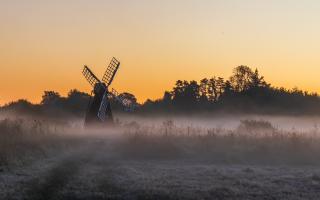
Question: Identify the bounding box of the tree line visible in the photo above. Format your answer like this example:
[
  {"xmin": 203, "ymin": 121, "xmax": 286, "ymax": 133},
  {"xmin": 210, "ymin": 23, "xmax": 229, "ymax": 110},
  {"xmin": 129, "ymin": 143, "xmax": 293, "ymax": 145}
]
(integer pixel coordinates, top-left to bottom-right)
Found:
[
  {"xmin": 140, "ymin": 65, "xmax": 320, "ymax": 115},
  {"xmin": 2, "ymin": 65, "xmax": 320, "ymax": 117}
]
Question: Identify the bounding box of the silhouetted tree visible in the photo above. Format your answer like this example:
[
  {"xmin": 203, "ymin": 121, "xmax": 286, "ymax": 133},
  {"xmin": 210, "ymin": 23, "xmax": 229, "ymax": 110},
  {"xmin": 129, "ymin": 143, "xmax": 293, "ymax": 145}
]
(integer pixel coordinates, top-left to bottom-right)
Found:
[
  {"xmin": 65, "ymin": 89, "xmax": 90, "ymax": 115},
  {"xmin": 230, "ymin": 65, "xmax": 254, "ymax": 92},
  {"xmin": 207, "ymin": 77, "xmax": 218, "ymax": 102},
  {"xmin": 199, "ymin": 78, "xmax": 209, "ymax": 103},
  {"xmin": 119, "ymin": 92, "xmax": 137, "ymax": 105},
  {"xmin": 162, "ymin": 91, "xmax": 173, "ymax": 111},
  {"xmin": 41, "ymin": 91, "xmax": 62, "ymax": 105},
  {"xmin": 216, "ymin": 77, "xmax": 225, "ymax": 97},
  {"xmin": 250, "ymin": 68, "xmax": 268, "ymax": 89}
]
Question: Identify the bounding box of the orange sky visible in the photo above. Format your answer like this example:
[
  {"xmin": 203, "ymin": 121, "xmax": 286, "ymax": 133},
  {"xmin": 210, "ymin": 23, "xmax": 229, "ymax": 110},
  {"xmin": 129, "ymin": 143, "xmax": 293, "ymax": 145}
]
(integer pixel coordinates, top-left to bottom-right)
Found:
[{"xmin": 1, "ymin": 0, "xmax": 320, "ymax": 105}]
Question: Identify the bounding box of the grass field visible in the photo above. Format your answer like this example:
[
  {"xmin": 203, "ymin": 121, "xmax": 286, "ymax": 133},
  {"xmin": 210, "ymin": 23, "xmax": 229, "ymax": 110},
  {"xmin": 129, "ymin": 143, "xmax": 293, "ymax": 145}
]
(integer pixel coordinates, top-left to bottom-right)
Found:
[{"xmin": 1, "ymin": 117, "xmax": 320, "ymax": 199}]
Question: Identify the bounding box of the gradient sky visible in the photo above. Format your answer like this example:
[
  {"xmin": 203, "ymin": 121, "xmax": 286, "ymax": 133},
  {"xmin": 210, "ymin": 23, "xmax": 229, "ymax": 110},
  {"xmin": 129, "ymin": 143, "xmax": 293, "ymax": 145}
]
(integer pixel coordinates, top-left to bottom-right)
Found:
[{"xmin": 1, "ymin": 0, "xmax": 320, "ymax": 105}]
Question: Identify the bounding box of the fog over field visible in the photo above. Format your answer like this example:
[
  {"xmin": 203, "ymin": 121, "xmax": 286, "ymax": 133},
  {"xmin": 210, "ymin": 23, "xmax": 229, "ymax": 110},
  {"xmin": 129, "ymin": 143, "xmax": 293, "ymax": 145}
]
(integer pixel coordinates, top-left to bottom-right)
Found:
[
  {"xmin": 2, "ymin": 115, "xmax": 320, "ymax": 199},
  {"xmin": 120, "ymin": 114, "xmax": 320, "ymax": 132}
]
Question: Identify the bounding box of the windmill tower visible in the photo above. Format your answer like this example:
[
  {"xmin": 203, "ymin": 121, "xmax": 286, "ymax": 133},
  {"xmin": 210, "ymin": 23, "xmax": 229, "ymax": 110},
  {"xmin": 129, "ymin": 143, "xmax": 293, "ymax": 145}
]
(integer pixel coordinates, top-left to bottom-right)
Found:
[{"xmin": 82, "ymin": 57, "xmax": 134, "ymax": 127}]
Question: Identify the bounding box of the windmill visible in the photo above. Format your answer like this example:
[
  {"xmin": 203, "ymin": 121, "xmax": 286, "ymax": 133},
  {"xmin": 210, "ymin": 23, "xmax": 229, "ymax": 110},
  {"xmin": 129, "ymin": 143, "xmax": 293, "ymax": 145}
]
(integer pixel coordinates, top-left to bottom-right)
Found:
[{"xmin": 82, "ymin": 57, "xmax": 134, "ymax": 127}]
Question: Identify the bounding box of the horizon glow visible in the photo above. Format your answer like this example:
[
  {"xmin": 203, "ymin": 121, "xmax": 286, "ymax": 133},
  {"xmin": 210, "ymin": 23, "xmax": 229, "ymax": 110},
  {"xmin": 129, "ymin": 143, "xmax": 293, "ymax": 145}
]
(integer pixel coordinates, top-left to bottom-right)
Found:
[{"xmin": 1, "ymin": 0, "xmax": 320, "ymax": 105}]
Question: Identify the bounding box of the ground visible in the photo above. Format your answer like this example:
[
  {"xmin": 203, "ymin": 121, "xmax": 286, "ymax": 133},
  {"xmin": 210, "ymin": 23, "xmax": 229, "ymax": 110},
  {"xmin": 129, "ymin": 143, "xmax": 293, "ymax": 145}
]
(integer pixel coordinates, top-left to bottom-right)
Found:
[{"xmin": 2, "ymin": 135, "xmax": 320, "ymax": 200}]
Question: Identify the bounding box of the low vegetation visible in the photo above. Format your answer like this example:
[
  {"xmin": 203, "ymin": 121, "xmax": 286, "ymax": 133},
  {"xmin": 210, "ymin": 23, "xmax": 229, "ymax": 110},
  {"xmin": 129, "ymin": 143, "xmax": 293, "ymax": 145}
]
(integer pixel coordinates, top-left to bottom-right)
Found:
[
  {"xmin": 2, "ymin": 117, "xmax": 320, "ymax": 167},
  {"xmin": 0, "ymin": 118, "xmax": 81, "ymax": 167},
  {"xmin": 121, "ymin": 120, "xmax": 320, "ymax": 165}
]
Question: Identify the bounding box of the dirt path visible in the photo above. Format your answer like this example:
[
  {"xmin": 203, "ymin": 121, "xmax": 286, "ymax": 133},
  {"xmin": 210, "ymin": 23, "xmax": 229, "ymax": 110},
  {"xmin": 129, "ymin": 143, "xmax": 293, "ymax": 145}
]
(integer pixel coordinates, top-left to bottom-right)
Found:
[{"xmin": 2, "ymin": 137, "xmax": 320, "ymax": 200}]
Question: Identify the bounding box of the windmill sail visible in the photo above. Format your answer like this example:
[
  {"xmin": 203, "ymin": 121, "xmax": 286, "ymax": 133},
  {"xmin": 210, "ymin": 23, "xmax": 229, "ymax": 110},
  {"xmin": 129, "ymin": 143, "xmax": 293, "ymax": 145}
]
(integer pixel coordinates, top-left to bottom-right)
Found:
[
  {"xmin": 82, "ymin": 65, "xmax": 101, "ymax": 86},
  {"xmin": 102, "ymin": 57, "xmax": 120, "ymax": 86},
  {"xmin": 110, "ymin": 88, "xmax": 135, "ymax": 111},
  {"xmin": 97, "ymin": 90, "xmax": 108, "ymax": 121}
]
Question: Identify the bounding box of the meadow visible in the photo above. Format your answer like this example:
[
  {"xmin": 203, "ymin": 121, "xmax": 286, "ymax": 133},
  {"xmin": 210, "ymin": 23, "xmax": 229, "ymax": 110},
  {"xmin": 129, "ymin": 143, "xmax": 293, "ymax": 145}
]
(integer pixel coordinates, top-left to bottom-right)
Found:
[{"xmin": 2, "ymin": 116, "xmax": 320, "ymax": 199}]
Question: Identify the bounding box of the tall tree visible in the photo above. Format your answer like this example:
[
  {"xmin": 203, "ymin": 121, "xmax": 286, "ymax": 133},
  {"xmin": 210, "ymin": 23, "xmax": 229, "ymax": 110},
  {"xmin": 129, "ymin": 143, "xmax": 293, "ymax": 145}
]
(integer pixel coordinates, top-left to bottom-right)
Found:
[
  {"xmin": 172, "ymin": 80, "xmax": 186, "ymax": 106},
  {"xmin": 250, "ymin": 68, "xmax": 268, "ymax": 88},
  {"xmin": 184, "ymin": 80, "xmax": 200, "ymax": 106},
  {"xmin": 216, "ymin": 77, "xmax": 225, "ymax": 100},
  {"xmin": 208, "ymin": 77, "xmax": 218, "ymax": 102},
  {"xmin": 229, "ymin": 65, "xmax": 254, "ymax": 92},
  {"xmin": 199, "ymin": 78, "xmax": 209, "ymax": 102}
]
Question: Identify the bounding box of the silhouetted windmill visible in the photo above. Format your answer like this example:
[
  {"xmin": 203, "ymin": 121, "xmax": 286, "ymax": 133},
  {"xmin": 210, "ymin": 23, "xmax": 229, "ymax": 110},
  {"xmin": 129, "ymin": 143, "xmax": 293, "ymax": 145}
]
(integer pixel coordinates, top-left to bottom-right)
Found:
[{"xmin": 82, "ymin": 57, "xmax": 134, "ymax": 127}]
